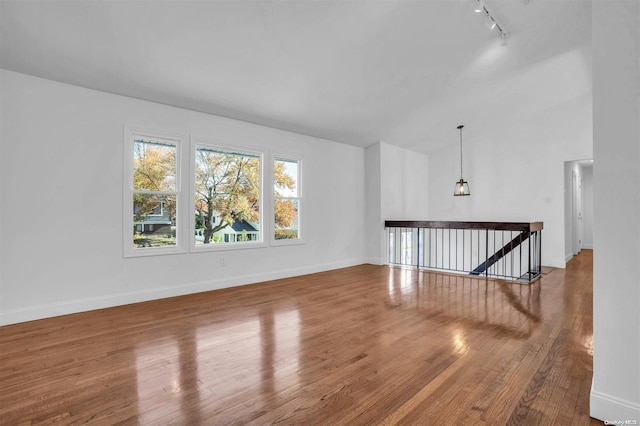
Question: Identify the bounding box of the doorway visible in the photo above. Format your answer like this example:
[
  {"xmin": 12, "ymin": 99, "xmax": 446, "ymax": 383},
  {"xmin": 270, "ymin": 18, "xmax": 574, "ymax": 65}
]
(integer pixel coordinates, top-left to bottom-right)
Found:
[{"xmin": 564, "ymin": 159, "xmax": 594, "ymax": 263}]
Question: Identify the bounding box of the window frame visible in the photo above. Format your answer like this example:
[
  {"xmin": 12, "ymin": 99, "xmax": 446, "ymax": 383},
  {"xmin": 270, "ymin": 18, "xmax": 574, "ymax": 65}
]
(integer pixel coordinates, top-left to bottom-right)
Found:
[
  {"xmin": 123, "ymin": 126, "xmax": 187, "ymax": 257},
  {"xmin": 189, "ymin": 136, "xmax": 267, "ymax": 252},
  {"xmin": 271, "ymin": 153, "xmax": 304, "ymax": 246}
]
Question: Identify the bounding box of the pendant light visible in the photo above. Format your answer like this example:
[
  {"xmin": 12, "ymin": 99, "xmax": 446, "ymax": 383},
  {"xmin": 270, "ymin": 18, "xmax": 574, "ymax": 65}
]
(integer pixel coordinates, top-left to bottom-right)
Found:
[{"xmin": 454, "ymin": 125, "xmax": 470, "ymax": 196}]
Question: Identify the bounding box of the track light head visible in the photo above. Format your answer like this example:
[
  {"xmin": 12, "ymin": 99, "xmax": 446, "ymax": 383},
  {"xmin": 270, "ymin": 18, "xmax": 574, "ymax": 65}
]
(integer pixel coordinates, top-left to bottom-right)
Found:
[{"xmin": 485, "ymin": 16, "xmax": 497, "ymax": 30}]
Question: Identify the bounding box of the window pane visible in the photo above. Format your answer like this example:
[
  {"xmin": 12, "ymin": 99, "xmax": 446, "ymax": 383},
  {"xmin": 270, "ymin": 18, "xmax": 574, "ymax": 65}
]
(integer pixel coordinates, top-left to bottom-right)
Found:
[
  {"xmin": 274, "ymin": 158, "xmax": 300, "ymax": 241},
  {"xmin": 194, "ymin": 147, "xmax": 261, "ymax": 244},
  {"xmin": 274, "ymin": 159, "xmax": 298, "ymax": 197},
  {"xmin": 275, "ymin": 199, "xmax": 299, "ymax": 240},
  {"xmin": 133, "ymin": 139, "xmax": 177, "ymax": 191},
  {"xmin": 133, "ymin": 194, "xmax": 177, "ymax": 248}
]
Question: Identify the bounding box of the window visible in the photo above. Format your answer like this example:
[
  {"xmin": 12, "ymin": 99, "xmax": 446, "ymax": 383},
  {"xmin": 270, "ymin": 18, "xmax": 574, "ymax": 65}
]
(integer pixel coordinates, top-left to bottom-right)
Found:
[
  {"xmin": 124, "ymin": 128, "xmax": 185, "ymax": 257},
  {"xmin": 273, "ymin": 157, "xmax": 302, "ymax": 244},
  {"xmin": 191, "ymin": 141, "xmax": 264, "ymax": 250},
  {"xmin": 150, "ymin": 203, "xmax": 164, "ymax": 216}
]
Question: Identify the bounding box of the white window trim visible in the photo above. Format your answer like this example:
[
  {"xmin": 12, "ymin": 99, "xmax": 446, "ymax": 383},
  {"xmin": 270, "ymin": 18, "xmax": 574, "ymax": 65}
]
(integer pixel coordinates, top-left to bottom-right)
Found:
[
  {"xmin": 189, "ymin": 136, "xmax": 267, "ymax": 253},
  {"xmin": 123, "ymin": 126, "xmax": 187, "ymax": 257},
  {"xmin": 271, "ymin": 152, "xmax": 305, "ymax": 247}
]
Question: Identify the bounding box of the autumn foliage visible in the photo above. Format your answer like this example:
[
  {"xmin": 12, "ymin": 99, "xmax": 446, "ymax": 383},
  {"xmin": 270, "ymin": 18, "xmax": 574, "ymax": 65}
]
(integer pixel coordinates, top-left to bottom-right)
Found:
[{"xmin": 133, "ymin": 142, "xmax": 298, "ymax": 243}]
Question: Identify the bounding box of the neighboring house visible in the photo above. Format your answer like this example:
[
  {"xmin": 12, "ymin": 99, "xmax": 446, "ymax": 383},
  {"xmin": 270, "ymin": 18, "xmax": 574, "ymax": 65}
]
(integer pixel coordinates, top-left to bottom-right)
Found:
[
  {"xmin": 195, "ymin": 212, "xmax": 259, "ymax": 243},
  {"xmin": 222, "ymin": 220, "xmax": 259, "ymax": 242},
  {"xmin": 134, "ymin": 202, "xmax": 172, "ymax": 236}
]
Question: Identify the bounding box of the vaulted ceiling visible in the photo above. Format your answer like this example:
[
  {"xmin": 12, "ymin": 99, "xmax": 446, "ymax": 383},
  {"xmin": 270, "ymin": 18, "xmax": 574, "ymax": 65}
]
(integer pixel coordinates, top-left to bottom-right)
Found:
[{"xmin": 0, "ymin": 0, "xmax": 592, "ymax": 153}]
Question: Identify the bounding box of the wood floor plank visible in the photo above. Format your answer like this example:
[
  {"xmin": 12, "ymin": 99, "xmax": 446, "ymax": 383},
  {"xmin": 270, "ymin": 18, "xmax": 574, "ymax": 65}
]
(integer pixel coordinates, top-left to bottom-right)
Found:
[{"xmin": 0, "ymin": 251, "xmax": 602, "ymax": 425}]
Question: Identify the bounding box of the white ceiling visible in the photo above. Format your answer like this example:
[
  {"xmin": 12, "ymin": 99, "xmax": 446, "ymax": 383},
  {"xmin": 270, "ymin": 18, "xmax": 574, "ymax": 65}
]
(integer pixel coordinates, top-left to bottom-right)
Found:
[{"xmin": 0, "ymin": 0, "xmax": 592, "ymax": 153}]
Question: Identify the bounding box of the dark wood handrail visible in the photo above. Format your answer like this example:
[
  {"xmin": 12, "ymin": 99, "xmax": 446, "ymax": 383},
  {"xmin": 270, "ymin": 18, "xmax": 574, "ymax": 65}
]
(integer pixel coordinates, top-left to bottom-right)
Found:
[{"xmin": 384, "ymin": 221, "xmax": 543, "ymax": 232}]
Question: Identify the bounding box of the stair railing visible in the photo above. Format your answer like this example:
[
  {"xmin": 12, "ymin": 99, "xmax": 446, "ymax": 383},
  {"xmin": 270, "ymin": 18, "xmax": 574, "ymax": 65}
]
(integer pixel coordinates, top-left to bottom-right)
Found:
[{"xmin": 385, "ymin": 221, "xmax": 543, "ymax": 282}]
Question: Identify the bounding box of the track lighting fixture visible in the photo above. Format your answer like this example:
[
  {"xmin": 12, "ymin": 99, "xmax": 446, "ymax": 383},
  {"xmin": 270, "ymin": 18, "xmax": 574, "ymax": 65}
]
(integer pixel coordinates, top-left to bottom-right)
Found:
[{"xmin": 471, "ymin": 0, "xmax": 510, "ymax": 46}]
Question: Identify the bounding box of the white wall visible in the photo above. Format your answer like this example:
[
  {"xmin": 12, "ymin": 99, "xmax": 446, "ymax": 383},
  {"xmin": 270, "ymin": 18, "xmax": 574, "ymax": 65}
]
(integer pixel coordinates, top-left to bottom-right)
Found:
[
  {"xmin": 364, "ymin": 142, "xmax": 429, "ymax": 264},
  {"xmin": 427, "ymin": 94, "xmax": 593, "ymax": 269},
  {"xmin": 365, "ymin": 143, "xmax": 383, "ymax": 264},
  {"xmin": 575, "ymin": 163, "xmax": 584, "ymax": 255},
  {"xmin": 379, "ymin": 142, "xmax": 429, "ymax": 221},
  {"xmin": 572, "ymin": 161, "xmax": 584, "ymax": 257},
  {"xmin": 0, "ymin": 70, "xmax": 366, "ymax": 325},
  {"xmin": 581, "ymin": 164, "xmax": 593, "ymax": 249},
  {"xmin": 591, "ymin": 0, "xmax": 640, "ymax": 421},
  {"xmin": 564, "ymin": 161, "xmax": 574, "ymax": 261},
  {"xmin": 0, "ymin": 81, "xmax": 2, "ymax": 294},
  {"xmin": 564, "ymin": 160, "xmax": 593, "ymax": 259}
]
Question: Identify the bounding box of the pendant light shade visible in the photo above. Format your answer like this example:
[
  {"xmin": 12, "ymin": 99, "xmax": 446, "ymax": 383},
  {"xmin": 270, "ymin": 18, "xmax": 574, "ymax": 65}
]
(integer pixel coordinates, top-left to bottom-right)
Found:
[
  {"xmin": 454, "ymin": 179, "xmax": 470, "ymax": 196},
  {"xmin": 454, "ymin": 125, "xmax": 470, "ymax": 196}
]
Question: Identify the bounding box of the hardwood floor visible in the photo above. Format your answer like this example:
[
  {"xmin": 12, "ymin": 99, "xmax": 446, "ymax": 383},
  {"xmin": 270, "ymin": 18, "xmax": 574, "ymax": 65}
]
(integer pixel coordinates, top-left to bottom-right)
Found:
[{"xmin": 0, "ymin": 250, "xmax": 601, "ymax": 425}]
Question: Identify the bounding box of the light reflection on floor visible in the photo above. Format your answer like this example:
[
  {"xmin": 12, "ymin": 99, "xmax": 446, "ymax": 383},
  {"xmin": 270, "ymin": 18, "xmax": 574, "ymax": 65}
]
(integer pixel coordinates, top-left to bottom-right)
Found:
[
  {"xmin": 134, "ymin": 309, "xmax": 301, "ymax": 421},
  {"xmin": 387, "ymin": 268, "xmax": 542, "ymax": 340},
  {"xmin": 136, "ymin": 338, "xmax": 181, "ymax": 425}
]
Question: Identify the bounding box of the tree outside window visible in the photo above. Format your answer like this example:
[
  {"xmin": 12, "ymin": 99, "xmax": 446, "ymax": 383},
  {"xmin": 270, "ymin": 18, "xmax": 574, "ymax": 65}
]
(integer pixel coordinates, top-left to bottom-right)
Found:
[
  {"xmin": 132, "ymin": 139, "xmax": 178, "ymax": 248},
  {"xmin": 274, "ymin": 158, "xmax": 300, "ymax": 241},
  {"xmin": 194, "ymin": 146, "xmax": 261, "ymax": 245}
]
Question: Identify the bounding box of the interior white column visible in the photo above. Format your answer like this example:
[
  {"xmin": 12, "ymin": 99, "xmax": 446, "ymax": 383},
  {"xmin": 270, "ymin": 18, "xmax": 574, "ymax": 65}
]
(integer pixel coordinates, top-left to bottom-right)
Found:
[{"xmin": 591, "ymin": 0, "xmax": 640, "ymax": 421}]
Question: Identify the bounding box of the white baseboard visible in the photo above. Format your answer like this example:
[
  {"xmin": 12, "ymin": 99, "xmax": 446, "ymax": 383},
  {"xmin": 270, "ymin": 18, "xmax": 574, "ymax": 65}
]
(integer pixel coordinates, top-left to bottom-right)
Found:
[
  {"xmin": 0, "ymin": 258, "xmax": 366, "ymax": 326},
  {"xmin": 582, "ymin": 244, "xmax": 594, "ymax": 249},
  {"xmin": 590, "ymin": 385, "xmax": 640, "ymax": 423},
  {"xmin": 565, "ymin": 252, "xmax": 574, "ymax": 263},
  {"xmin": 364, "ymin": 257, "xmax": 384, "ymax": 265}
]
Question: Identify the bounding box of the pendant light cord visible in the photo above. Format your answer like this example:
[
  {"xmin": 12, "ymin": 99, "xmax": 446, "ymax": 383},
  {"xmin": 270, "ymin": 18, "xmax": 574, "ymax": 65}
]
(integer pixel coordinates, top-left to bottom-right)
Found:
[{"xmin": 458, "ymin": 125, "xmax": 464, "ymax": 180}]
